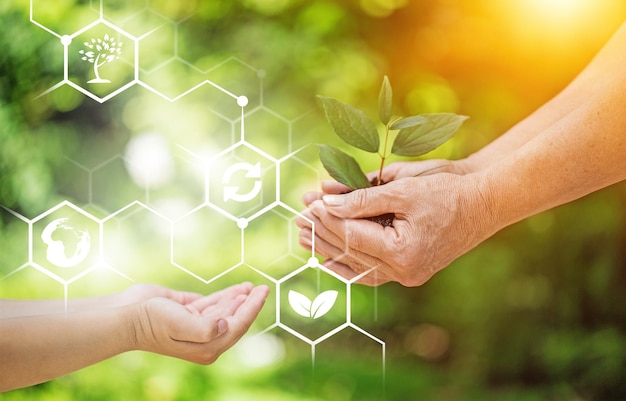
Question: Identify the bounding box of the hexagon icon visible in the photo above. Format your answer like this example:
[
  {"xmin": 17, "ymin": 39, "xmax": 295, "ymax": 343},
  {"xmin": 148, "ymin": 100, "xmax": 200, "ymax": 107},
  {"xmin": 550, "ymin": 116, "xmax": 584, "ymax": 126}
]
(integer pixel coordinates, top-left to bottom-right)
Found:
[
  {"xmin": 279, "ymin": 265, "xmax": 347, "ymax": 342},
  {"xmin": 66, "ymin": 20, "xmax": 137, "ymax": 101},
  {"xmin": 207, "ymin": 142, "xmax": 277, "ymax": 220},
  {"xmin": 172, "ymin": 205, "xmax": 242, "ymax": 282},
  {"xmin": 31, "ymin": 202, "xmax": 101, "ymax": 283},
  {"xmin": 244, "ymin": 204, "xmax": 309, "ymax": 279}
]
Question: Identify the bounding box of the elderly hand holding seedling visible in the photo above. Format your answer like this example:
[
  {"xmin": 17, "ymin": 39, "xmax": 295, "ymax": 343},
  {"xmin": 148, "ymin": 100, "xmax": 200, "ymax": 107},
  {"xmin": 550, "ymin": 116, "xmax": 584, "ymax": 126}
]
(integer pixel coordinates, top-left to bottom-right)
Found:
[{"xmin": 300, "ymin": 21, "xmax": 626, "ymax": 286}]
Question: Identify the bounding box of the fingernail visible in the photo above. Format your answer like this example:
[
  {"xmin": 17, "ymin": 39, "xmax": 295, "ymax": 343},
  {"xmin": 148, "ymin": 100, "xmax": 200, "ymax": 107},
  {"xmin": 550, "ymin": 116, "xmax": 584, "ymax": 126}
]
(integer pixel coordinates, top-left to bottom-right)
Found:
[
  {"xmin": 323, "ymin": 194, "xmax": 345, "ymax": 207},
  {"xmin": 217, "ymin": 319, "xmax": 228, "ymax": 336}
]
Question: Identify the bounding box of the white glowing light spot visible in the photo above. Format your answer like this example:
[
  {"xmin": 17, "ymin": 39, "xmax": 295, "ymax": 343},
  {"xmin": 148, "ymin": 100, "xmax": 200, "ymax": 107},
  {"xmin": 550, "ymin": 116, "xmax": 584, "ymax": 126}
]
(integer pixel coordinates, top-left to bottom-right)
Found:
[
  {"xmin": 124, "ymin": 133, "xmax": 175, "ymax": 189},
  {"xmin": 235, "ymin": 333, "xmax": 285, "ymax": 368}
]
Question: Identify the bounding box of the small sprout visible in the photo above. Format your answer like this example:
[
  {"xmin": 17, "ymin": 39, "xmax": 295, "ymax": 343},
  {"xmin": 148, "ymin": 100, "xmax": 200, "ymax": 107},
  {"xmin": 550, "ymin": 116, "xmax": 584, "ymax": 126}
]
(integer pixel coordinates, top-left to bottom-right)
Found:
[{"xmin": 317, "ymin": 76, "xmax": 468, "ymax": 226}]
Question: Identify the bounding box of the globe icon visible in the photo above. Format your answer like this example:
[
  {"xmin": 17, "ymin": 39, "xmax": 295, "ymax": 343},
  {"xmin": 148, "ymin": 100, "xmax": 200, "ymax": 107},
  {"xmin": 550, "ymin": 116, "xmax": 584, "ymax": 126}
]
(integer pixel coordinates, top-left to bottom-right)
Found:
[{"xmin": 41, "ymin": 218, "xmax": 91, "ymax": 268}]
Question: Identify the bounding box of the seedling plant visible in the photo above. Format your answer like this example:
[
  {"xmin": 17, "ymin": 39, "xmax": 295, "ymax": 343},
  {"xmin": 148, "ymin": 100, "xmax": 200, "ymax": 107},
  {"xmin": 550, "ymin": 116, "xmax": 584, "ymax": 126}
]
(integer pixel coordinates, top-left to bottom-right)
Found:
[{"xmin": 317, "ymin": 76, "xmax": 468, "ymax": 226}]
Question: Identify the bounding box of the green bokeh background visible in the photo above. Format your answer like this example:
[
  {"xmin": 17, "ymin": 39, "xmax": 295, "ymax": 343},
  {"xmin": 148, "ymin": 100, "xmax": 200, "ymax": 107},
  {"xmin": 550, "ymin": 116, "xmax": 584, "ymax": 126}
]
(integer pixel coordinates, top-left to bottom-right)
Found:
[{"xmin": 2, "ymin": 0, "xmax": 626, "ymax": 400}]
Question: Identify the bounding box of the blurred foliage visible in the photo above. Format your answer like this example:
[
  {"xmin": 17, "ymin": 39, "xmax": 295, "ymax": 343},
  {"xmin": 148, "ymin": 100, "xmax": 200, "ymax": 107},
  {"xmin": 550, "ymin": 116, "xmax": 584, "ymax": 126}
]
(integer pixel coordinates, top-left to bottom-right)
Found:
[{"xmin": 2, "ymin": 0, "xmax": 626, "ymax": 400}]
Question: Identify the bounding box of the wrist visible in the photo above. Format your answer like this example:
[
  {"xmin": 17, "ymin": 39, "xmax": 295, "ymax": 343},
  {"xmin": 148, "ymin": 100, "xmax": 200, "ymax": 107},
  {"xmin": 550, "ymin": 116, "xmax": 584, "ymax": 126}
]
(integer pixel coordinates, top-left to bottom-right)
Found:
[
  {"xmin": 453, "ymin": 155, "xmax": 484, "ymax": 175},
  {"xmin": 461, "ymin": 171, "xmax": 505, "ymax": 240},
  {"xmin": 122, "ymin": 303, "xmax": 145, "ymax": 352}
]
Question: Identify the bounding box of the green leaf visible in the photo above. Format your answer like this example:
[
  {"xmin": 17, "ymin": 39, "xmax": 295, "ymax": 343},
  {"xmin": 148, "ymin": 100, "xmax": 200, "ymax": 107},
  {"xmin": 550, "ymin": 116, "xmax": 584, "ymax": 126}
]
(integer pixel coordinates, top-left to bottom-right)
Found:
[
  {"xmin": 318, "ymin": 96, "xmax": 379, "ymax": 153},
  {"xmin": 389, "ymin": 115, "xmax": 427, "ymax": 130},
  {"xmin": 318, "ymin": 144, "xmax": 371, "ymax": 190},
  {"xmin": 392, "ymin": 113, "xmax": 468, "ymax": 157},
  {"xmin": 378, "ymin": 75, "xmax": 392, "ymax": 125}
]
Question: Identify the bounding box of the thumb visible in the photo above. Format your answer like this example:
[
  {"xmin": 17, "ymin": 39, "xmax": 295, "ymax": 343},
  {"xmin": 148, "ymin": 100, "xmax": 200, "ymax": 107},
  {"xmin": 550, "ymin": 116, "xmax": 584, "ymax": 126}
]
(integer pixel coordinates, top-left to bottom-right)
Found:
[{"xmin": 321, "ymin": 184, "xmax": 401, "ymax": 219}]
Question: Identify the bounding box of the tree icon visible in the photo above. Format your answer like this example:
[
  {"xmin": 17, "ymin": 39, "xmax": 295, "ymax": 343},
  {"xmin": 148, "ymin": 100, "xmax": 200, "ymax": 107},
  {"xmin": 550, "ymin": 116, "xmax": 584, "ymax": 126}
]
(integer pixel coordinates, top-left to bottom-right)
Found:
[{"xmin": 78, "ymin": 34, "xmax": 123, "ymax": 84}]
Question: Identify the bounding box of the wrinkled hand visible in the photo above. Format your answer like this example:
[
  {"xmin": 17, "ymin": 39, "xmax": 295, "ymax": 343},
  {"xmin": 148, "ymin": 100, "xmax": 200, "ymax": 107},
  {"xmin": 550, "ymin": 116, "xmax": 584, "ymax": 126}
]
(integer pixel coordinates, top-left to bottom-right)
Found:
[
  {"xmin": 302, "ymin": 159, "xmax": 462, "ymax": 206},
  {"xmin": 132, "ymin": 282, "xmax": 269, "ymax": 364},
  {"xmin": 297, "ymin": 169, "xmax": 496, "ymax": 286}
]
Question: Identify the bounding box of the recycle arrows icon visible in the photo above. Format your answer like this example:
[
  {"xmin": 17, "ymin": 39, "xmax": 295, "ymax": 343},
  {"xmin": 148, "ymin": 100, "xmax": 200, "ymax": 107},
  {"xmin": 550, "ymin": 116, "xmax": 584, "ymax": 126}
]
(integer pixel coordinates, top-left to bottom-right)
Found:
[{"xmin": 222, "ymin": 162, "xmax": 263, "ymax": 202}]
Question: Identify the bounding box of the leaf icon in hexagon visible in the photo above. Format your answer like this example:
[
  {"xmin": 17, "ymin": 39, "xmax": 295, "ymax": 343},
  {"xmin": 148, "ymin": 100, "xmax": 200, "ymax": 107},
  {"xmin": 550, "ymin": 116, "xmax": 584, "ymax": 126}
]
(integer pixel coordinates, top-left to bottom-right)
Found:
[{"xmin": 288, "ymin": 290, "xmax": 339, "ymax": 319}]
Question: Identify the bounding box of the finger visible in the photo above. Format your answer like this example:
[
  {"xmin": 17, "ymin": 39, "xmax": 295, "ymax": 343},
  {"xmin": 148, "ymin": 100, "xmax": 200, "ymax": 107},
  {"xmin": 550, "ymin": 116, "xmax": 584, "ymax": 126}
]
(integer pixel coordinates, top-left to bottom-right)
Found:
[
  {"xmin": 166, "ymin": 289, "xmax": 204, "ymax": 305},
  {"xmin": 381, "ymin": 160, "xmax": 453, "ymax": 181},
  {"xmin": 320, "ymin": 180, "xmax": 352, "ymax": 194},
  {"xmin": 295, "ymin": 209, "xmax": 315, "ymax": 230},
  {"xmin": 150, "ymin": 298, "xmax": 224, "ymax": 344},
  {"xmin": 175, "ymin": 284, "xmax": 256, "ymax": 343},
  {"xmin": 322, "ymin": 259, "xmax": 391, "ymax": 286},
  {"xmin": 298, "ymin": 207, "xmax": 347, "ymax": 257},
  {"xmin": 211, "ymin": 285, "xmax": 270, "ymax": 349},
  {"xmin": 302, "ymin": 191, "xmax": 323, "ymax": 206},
  {"xmin": 299, "ymin": 227, "xmax": 313, "ymax": 251},
  {"xmin": 320, "ymin": 182, "xmax": 409, "ymax": 219},
  {"xmin": 187, "ymin": 282, "xmax": 253, "ymax": 314},
  {"xmin": 309, "ymin": 201, "xmax": 403, "ymax": 274},
  {"xmin": 305, "ymin": 215, "xmax": 391, "ymax": 278},
  {"xmin": 201, "ymin": 293, "xmax": 248, "ymax": 318},
  {"xmin": 309, "ymin": 200, "xmax": 392, "ymax": 255}
]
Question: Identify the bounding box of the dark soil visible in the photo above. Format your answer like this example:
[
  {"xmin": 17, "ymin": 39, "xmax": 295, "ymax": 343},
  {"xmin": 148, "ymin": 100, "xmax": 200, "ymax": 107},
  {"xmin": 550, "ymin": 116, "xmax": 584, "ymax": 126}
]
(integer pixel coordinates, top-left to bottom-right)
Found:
[
  {"xmin": 366, "ymin": 212, "xmax": 395, "ymax": 227},
  {"xmin": 365, "ymin": 178, "xmax": 395, "ymax": 227}
]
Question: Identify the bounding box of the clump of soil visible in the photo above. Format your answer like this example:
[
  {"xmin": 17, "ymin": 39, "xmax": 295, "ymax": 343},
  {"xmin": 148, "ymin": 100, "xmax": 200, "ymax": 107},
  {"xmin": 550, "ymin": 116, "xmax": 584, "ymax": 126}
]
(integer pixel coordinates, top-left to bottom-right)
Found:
[
  {"xmin": 366, "ymin": 212, "xmax": 395, "ymax": 227},
  {"xmin": 364, "ymin": 178, "xmax": 395, "ymax": 227}
]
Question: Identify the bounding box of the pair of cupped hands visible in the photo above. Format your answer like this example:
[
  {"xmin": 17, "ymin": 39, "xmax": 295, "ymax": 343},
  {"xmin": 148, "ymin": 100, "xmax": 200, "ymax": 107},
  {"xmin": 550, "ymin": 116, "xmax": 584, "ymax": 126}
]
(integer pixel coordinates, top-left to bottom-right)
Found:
[{"xmin": 296, "ymin": 159, "xmax": 496, "ymax": 287}]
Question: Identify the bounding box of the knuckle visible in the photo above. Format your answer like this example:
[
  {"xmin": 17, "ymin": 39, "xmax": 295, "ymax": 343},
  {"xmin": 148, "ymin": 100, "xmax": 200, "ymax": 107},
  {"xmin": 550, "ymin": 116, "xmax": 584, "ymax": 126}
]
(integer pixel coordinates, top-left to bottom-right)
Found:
[{"xmin": 349, "ymin": 189, "xmax": 369, "ymax": 210}]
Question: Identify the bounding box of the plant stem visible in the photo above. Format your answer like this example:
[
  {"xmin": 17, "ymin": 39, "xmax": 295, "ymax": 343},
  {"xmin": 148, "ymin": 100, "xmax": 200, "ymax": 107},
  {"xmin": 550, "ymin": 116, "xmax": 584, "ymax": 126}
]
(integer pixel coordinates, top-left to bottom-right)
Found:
[{"xmin": 377, "ymin": 124, "xmax": 391, "ymax": 185}]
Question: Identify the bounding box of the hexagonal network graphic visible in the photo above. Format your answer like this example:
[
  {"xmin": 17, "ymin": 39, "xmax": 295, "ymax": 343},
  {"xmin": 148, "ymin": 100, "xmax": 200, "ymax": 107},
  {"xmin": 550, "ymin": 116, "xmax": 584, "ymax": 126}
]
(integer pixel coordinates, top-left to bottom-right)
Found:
[
  {"xmin": 13, "ymin": 0, "xmax": 387, "ymax": 375},
  {"xmin": 207, "ymin": 142, "xmax": 278, "ymax": 220},
  {"xmin": 102, "ymin": 202, "xmax": 185, "ymax": 285},
  {"xmin": 172, "ymin": 205, "xmax": 242, "ymax": 282},
  {"xmin": 68, "ymin": 21, "xmax": 136, "ymax": 97},
  {"xmin": 279, "ymin": 265, "xmax": 348, "ymax": 342},
  {"xmin": 244, "ymin": 205, "xmax": 309, "ymax": 279},
  {"xmin": 31, "ymin": 202, "xmax": 101, "ymax": 283}
]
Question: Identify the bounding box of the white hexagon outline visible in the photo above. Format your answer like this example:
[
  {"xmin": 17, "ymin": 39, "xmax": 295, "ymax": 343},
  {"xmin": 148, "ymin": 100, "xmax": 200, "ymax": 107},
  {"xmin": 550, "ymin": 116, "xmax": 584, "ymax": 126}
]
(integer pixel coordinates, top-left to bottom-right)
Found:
[
  {"xmin": 170, "ymin": 203, "xmax": 244, "ymax": 284},
  {"xmin": 275, "ymin": 261, "xmax": 350, "ymax": 343},
  {"xmin": 243, "ymin": 204, "xmax": 310, "ymax": 274},
  {"xmin": 99, "ymin": 200, "xmax": 174, "ymax": 282},
  {"xmin": 29, "ymin": 200, "xmax": 103, "ymax": 286},
  {"xmin": 25, "ymin": 0, "xmax": 388, "ymax": 376},
  {"xmin": 39, "ymin": 18, "xmax": 141, "ymax": 104},
  {"xmin": 201, "ymin": 140, "xmax": 279, "ymax": 221}
]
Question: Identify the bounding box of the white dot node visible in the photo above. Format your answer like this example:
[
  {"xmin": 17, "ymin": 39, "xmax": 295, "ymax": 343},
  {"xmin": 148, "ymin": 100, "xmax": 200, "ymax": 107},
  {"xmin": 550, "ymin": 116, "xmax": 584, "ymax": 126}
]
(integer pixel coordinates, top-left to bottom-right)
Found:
[
  {"xmin": 257, "ymin": 69, "xmax": 266, "ymax": 78},
  {"xmin": 60, "ymin": 35, "xmax": 72, "ymax": 46},
  {"xmin": 237, "ymin": 218, "xmax": 248, "ymax": 229},
  {"xmin": 308, "ymin": 256, "xmax": 319, "ymax": 267},
  {"xmin": 237, "ymin": 96, "xmax": 248, "ymax": 107}
]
